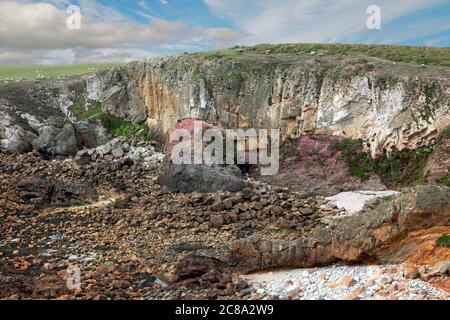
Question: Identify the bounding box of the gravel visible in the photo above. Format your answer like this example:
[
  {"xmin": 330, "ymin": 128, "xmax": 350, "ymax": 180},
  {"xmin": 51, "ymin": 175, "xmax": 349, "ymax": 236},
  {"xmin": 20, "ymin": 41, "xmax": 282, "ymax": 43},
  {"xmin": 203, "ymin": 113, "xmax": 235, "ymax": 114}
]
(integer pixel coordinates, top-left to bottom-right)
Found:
[{"xmin": 243, "ymin": 264, "xmax": 450, "ymax": 300}]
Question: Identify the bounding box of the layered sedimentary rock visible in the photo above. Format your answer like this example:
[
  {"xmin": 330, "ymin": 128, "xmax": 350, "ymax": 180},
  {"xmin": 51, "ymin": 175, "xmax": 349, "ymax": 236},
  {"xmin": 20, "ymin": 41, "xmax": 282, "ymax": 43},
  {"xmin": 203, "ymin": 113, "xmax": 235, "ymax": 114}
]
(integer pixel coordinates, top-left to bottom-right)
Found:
[
  {"xmin": 1, "ymin": 51, "xmax": 449, "ymax": 159},
  {"xmin": 128, "ymin": 55, "xmax": 450, "ymax": 158},
  {"xmin": 226, "ymin": 185, "xmax": 450, "ymax": 272}
]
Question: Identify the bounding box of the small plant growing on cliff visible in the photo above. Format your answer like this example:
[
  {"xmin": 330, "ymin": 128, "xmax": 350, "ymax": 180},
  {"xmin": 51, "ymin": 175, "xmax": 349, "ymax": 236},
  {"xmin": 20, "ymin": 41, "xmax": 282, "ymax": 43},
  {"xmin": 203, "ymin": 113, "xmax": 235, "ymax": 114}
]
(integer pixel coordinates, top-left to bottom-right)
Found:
[
  {"xmin": 100, "ymin": 114, "xmax": 153, "ymax": 141},
  {"xmin": 442, "ymin": 125, "xmax": 450, "ymax": 140},
  {"xmin": 436, "ymin": 235, "xmax": 450, "ymax": 248},
  {"xmin": 329, "ymin": 138, "xmax": 374, "ymax": 180},
  {"xmin": 280, "ymin": 134, "xmax": 298, "ymax": 159},
  {"xmin": 436, "ymin": 172, "xmax": 450, "ymax": 188},
  {"xmin": 329, "ymin": 138, "xmax": 436, "ymax": 187},
  {"xmin": 72, "ymin": 100, "xmax": 102, "ymax": 119}
]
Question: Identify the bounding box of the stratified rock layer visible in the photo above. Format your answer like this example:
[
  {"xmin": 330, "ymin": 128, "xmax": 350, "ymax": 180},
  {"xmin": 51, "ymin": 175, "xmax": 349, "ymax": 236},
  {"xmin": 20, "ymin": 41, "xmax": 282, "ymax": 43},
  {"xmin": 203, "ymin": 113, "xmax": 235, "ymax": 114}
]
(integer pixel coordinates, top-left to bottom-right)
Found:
[
  {"xmin": 1, "ymin": 51, "xmax": 449, "ymax": 159},
  {"xmin": 226, "ymin": 185, "xmax": 450, "ymax": 272}
]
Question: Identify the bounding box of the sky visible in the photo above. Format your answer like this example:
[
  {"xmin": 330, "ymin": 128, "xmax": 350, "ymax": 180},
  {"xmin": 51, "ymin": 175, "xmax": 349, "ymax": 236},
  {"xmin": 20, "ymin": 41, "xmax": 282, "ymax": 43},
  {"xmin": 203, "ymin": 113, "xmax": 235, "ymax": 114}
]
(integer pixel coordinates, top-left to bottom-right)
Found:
[{"xmin": 0, "ymin": 0, "xmax": 449, "ymax": 65}]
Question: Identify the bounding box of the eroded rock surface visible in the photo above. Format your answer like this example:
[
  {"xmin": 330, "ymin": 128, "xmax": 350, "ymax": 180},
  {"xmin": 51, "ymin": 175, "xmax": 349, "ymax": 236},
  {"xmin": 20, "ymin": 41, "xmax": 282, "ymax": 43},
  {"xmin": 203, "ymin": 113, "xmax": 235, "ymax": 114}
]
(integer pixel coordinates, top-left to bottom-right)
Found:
[
  {"xmin": 227, "ymin": 185, "xmax": 450, "ymax": 272},
  {"xmin": 0, "ymin": 47, "xmax": 449, "ymax": 300},
  {"xmin": 159, "ymin": 161, "xmax": 246, "ymax": 193}
]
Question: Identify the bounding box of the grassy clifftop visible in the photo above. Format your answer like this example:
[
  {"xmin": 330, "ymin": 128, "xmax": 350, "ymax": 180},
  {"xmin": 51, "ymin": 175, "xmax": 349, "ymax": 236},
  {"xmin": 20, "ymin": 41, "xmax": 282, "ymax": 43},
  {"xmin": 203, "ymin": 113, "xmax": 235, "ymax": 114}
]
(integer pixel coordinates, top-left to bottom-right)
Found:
[
  {"xmin": 0, "ymin": 63, "xmax": 121, "ymax": 80},
  {"xmin": 198, "ymin": 43, "xmax": 450, "ymax": 67},
  {"xmin": 1, "ymin": 44, "xmax": 449, "ymax": 81}
]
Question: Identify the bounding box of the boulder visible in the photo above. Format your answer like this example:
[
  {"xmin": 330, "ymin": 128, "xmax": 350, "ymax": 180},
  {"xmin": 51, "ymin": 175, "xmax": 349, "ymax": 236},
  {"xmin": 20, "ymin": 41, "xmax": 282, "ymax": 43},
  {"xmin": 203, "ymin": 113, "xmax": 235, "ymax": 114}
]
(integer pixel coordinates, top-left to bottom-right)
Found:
[
  {"xmin": 10, "ymin": 175, "xmax": 98, "ymax": 208},
  {"xmin": 50, "ymin": 180, "xmax": 98, "ymax": 206},
  {"xmin": 74, "ymin": 121, "xmax": 109, "ymax": 148},
  {"xmin": 0, "ymin": 125, "xmax": 36, "ymax": 153},
  {"xmin": 74, "ymin": 149, "xmax": 92, "ymax": 165},
  {"xmin": 32, "ymin": 120, "xmax": 110, "ymax": 156},
  {"xmin": 33, "ymin": 124, "xmax": 78, "ymax": 156},
  {"xmin": 210, "ymin": 214, "xmax": 224, "ymax": 228},
  {"xmin": 13, "ymin": 175, "xmax": 52, "ymax": 203},
  {"xmin": 158, "ymin": 160, "xmax": 246, "ymax": 193},
  {"xmin": 175, "ymin": 254, "xmax": 228, "ymax": 280},
  {"xmin": 404, "ymin": 264, "xmax": 420, "ymax": 279},
  {"xmin": 111, "ymin": 147, "xmax": 124, "ymax": 159}
]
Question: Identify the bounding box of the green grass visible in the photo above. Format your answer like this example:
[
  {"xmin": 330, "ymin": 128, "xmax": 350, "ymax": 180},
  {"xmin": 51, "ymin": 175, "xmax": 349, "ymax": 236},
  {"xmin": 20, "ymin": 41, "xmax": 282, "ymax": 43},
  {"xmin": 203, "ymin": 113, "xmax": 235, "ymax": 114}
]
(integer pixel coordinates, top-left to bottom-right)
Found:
[
  {"xmin": 0, "ymin": 63, "xmax": 121, "ymax": 80},
  {"xmin": 72, "ymin": 101, "xmax": 103, "ymax": 119},
  {"xmin": 72, "ymin": 100, "xmax": 155, "ymax": 142},
  {"xmin": 436, "ymin": 235, "xmax": 450, "ymax": 248},
  {"xmin": 229, "ymin": 43, "xmax": 450, "ymax": 67},
  {"xmin": 329, "ymin": 138, "xmax": 436, "ymax": 187},
  {"xmin": 436, "ymin": 172, "xmax": 450, "ymax": 188},
  {"xmin": 99, "ymin": 114, "xmax": 153, "ymax": 142},
  {"xmin": 442, "ymin": 125, "xmax": 450, "ymax": 140},
  {"xmin": 328, "ymin": 126, "xmax": 450, "ymax": 187}
]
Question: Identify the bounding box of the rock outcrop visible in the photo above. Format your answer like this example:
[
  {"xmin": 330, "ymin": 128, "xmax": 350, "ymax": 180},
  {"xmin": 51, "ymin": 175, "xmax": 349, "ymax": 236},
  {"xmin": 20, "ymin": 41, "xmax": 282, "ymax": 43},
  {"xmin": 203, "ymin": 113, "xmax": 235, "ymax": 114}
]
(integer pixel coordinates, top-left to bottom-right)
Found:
[
  {"xmin": 129, "ymin": 53, "xmax": 450, "ymax": 159},
  {"xmin": 8, "ymin": 175, "xmax": 98, "ymax": 208},
  {"xmin": 0, "ymin": 67, "xmax": 145, "ymax": 155},
  {"xmin": 1, "ymin": 48, "xmax": 449, "ymax": 160},
  {"xmin": 226, "ymin": 185, "xmax": 450, "ymax": 272},
  {"xmin": 31, "ymin": 121, "xmax": 109, "ymax": 156},
  {"xmin": 159, "ymin": 161, "xmax": 246, "ymax": 193},
  {"xmin": 263, "ymin": 135, "xmax": 387, "ymax": 197}
]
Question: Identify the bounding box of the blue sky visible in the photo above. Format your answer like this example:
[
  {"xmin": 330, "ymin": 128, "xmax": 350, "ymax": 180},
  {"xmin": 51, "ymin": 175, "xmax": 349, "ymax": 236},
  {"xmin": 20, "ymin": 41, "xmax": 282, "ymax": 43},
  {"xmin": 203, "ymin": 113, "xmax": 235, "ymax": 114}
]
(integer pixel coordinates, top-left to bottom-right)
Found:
[{"xmin": 0, "ymin": 0, "xmax": 449, "ymax": 64}]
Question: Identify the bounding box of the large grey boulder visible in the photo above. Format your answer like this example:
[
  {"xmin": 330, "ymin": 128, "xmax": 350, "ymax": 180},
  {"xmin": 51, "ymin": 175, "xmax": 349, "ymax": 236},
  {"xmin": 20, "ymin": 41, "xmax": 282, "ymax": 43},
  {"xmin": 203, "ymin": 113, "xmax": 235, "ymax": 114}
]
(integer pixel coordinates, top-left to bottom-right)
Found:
[
  {"xmin": 32, "ymin": 121, "xmax": 109, "ymax": 156},
  {"xmin": 33, "ymin": 124, "xmax": 78, "ymax": 156},
  {"xmin": 74, "ymin": 121, "xmax": 109, "ymax": 148},
  {"xmin": 227, "ymin": 185, "xmax": 450, "ymax": 272},
  {"xmin": 158, "ymin": 160, "xmax": 246, "ymax": 193},
  {"xmin": 0, "ymin": 125, "xmax": 36, "ymax": 153}
]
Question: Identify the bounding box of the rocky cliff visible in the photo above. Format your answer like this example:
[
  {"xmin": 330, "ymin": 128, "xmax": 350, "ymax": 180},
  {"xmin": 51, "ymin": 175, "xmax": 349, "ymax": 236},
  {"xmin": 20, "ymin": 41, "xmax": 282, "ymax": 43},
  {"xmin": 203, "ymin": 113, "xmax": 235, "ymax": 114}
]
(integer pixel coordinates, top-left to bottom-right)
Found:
[
  {"xmin": 1, "ymin": 44, "xmax": 449, "ymax": 300},
  {"xmin": 128, "ymin": 47, "xmax": 450, "ymax": 158},
  {"xmin": 2, "ymin": 45, "xmax": 449, "ymax": 158}
]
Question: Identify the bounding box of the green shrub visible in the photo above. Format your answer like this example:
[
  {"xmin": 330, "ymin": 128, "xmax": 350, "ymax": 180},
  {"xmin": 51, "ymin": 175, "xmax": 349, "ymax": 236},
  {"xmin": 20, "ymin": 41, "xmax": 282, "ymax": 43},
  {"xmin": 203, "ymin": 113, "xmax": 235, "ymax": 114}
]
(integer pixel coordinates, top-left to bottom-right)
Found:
[
  {"xmin": 329, "ymin": 139, "xmax": 374, "ymax": 180},
  {"xmin": 100, "ymin": 114, "xmax": 153, "ymax": 141},
  {"xmin": 442, "ymin": 125, "xmax": 450, "ymax": 140},
  {"xmin": 436, "ymin": 173, "xmax": 450, "ymax": 188},
  {"xmin": 329, "ymin": 138, "xmax": 435, "ymax": 187},
  {"xmin": 72, "ymin": 101, "xmax": 102, "ymax": 119},
  {"xmin": 436, "ymin": 235, "xmax": 450, "ymax": 248}
]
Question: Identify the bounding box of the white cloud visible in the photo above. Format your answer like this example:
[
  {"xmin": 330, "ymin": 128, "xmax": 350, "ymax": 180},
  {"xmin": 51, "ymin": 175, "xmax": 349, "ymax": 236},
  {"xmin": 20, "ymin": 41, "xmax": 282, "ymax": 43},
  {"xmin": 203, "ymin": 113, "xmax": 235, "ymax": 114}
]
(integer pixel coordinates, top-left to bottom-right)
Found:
[
  {"xmin": 0, "ymin": 47, "xmax": 158, "ymax": 65},
  {"xmin": 203, "ymin": 28, "xmax": 248, "ymax": 48},
  {"xmin": 0, "ymin": 2, "xmax": 190, "ymax": 49},
  {"xmin": 2, "ymin": 0, "xmax": 445, "ymax": 65},
  {"xmin": 202, "ymin": 0, "xmax": 447, "ymax": 44},
  {"xmin": 0, "ymin": 1, "xmax": 243, "ymax": 64}
]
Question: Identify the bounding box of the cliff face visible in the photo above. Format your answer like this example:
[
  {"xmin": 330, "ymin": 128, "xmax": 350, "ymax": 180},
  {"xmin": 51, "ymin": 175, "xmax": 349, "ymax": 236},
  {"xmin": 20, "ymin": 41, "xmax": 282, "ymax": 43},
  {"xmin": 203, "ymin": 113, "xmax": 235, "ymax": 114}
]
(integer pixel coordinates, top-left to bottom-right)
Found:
[
  {"xmin": 1, "ymin": 46, "xmax": 449, "ymax": 158},
  {"xmin": 126, "ymin": 52, "xmax": 449, "ymax": 157}
]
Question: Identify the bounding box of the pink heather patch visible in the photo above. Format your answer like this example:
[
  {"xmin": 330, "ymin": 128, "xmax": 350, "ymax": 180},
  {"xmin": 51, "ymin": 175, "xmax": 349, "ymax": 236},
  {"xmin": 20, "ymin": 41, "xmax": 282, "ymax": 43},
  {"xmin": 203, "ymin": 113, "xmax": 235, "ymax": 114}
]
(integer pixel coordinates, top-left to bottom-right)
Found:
[{"xmin": 298, "ymin": 135, "xmax": 345, "ymax": 159}]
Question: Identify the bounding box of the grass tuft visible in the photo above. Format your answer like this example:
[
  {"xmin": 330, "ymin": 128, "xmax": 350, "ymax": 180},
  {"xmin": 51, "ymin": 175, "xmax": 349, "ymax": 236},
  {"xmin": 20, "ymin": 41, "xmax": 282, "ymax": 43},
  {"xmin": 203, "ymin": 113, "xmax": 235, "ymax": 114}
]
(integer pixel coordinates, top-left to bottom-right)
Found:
[
  {"xmin": 72, "ymin": 101, "xmax": 102, "ymax": 119},
  {"xmin": 0, "ymin": 63, "xmax": 120, "ymax": 80},
  {"xmin": 436, "ymin": 235, "xmax": 450, "ymax": 248},
  {"xmin": 100, "ymin": 114, "xmax": 153, "ymax": 141},
  {"xmin": 329, "ymin": 138, "xmax": 436, "ymax": 187}
]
